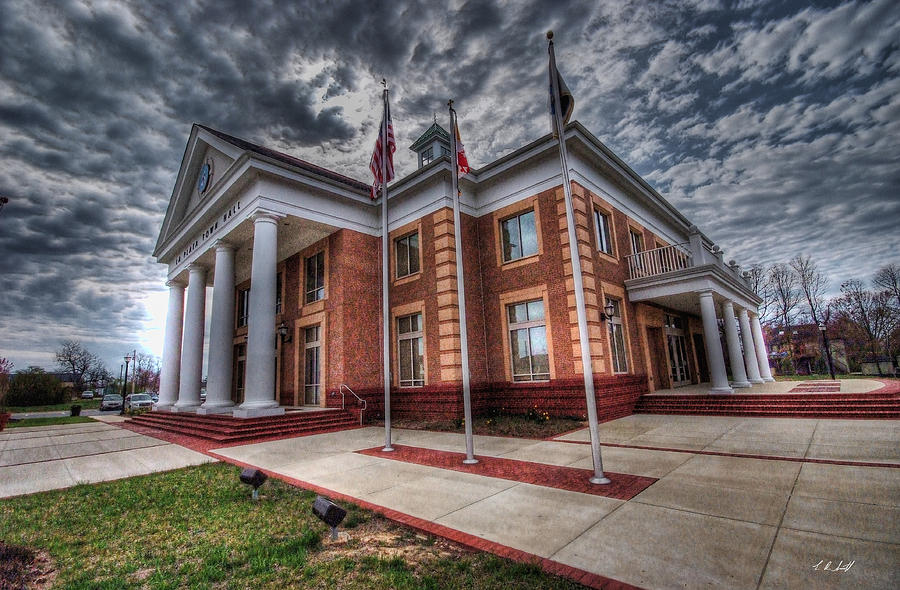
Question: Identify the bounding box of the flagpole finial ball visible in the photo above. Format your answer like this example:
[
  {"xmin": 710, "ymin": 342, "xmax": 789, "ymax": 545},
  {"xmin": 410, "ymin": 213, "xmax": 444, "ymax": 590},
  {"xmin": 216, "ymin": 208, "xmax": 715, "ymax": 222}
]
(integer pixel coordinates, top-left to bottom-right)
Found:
[{"xmin": 547, "ymin": 30, "xmax": 553, "ymax": 40}]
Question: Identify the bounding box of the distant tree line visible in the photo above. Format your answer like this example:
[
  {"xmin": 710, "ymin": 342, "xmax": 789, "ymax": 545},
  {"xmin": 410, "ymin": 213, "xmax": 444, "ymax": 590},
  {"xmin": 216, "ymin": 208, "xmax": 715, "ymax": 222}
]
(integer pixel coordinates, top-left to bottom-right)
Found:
[{"xmin": 752, "ymin": 258, "xmax": 899, "ymax": 375}]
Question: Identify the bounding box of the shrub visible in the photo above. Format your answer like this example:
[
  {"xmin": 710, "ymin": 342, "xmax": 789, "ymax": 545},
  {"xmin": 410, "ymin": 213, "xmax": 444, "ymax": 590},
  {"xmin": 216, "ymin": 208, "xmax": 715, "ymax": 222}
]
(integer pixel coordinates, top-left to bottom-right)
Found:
[{"xmin": 6, "ymin": 367, "xmax": 66, "ymax": 407}]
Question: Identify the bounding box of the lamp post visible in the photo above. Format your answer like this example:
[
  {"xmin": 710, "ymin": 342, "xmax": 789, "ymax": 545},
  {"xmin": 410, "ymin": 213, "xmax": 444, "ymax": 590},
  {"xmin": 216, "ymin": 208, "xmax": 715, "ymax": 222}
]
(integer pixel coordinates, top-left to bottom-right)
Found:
[
  {"xmin": 121, "ymin": 354, "xmax": 133, "ymax": 415},
  {"xmin": 818, "ymin": 323, "xmax": 836, "ymax": 381}
]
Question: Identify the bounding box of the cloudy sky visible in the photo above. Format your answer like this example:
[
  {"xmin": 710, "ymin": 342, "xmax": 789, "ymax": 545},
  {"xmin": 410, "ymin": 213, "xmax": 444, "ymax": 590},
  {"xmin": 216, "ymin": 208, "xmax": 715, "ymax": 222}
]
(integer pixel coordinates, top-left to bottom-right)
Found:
[{"xmin": 1, "ymin": 0, "xmax": 897, "ymax": 373}]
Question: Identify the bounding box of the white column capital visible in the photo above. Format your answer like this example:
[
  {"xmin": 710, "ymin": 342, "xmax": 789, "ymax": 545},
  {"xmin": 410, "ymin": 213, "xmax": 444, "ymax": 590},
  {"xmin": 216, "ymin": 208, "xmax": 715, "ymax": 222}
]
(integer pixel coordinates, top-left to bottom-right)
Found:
[
  {"xmin": 187, "ymin": 262, "xmax": 207, "ymax": 273},
  {"xmin": 213, "ymin": 239, "xmax": 236, "ymax": 252},
  {"xmin": 250, "ymin": 208, "xmax": 285, "ymax": 224},
  {"xmin": 165, "ymin": 279, "xmax": 185, "ymax": 289}
]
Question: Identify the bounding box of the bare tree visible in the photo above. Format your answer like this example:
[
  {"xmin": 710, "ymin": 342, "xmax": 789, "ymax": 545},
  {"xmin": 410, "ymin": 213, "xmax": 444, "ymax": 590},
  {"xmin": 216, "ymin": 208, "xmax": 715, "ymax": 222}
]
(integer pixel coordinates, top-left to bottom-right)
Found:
[
  {"xmin": 747, "ymin": 263, "xmax": 775, "ymax": 324},
  {"xmin": 55, "ymin": 340, "xmax": 97, "ymax": 390},
  {"xmin": 767, "ymin": 263, "xmax": 802, "ymax": 371},
  {"xmin": 873, "ymin": 264, "xmax": 900, "ymax": 310},
  {"xmin": 790, "ymin": 255, "xmax": 828, "ymax": 325},
  {"xmin": 0, "ymin": 357, "xmax": 13, "ymax": 407},
  {"xmin": 133, "ymin": 352, "xmax": 161, "ymax": 392},
  {"xmin": 836, "ymin": 280, "xmax": 897, "ymax": 376}
]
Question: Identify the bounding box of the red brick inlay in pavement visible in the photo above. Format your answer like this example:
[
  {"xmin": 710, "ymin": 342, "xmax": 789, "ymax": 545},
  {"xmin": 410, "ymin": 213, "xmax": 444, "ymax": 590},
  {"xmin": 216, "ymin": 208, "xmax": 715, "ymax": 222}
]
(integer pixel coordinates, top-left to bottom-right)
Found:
[{"xmin": 356, "ymin": 444, "xmax": 656, "ymax": 501}]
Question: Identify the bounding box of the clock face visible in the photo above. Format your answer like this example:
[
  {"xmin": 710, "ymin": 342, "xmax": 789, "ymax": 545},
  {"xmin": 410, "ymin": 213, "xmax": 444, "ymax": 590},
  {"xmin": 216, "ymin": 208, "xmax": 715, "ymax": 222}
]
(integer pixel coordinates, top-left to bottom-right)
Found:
[{"xmin": 197, "ymin": 163, "xmax": 211, "ymax": 193}]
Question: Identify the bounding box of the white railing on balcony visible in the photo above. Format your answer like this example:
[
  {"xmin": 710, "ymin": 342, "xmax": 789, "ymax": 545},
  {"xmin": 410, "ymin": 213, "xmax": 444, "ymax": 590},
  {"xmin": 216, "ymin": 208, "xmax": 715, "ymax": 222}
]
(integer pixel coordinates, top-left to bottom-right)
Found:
[{"xmin": 625, "ymin": 242, "xmax": 693, "ymax": 280}]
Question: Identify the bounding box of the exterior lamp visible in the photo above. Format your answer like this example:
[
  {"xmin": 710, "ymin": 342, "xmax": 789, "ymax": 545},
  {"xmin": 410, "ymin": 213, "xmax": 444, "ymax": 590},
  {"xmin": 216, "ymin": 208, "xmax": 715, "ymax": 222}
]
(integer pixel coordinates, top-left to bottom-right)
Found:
[
  {"xmin": 239, "ymin": 468, "xmax": 268, "ymax": 500},
  {"xmin": 312, "ymin": 496, "xmax": 348, "ymax": 542},
  {"xmin": 277, "ymin": 321, "xmax": 291, "ymax": 343},
  {"xmin": 121, "ymin": 354, "xmax": 133, "ymax": 415},
  {"xmin": 601, "ymin": 299, "xmax": 615, "ymax": 321}
]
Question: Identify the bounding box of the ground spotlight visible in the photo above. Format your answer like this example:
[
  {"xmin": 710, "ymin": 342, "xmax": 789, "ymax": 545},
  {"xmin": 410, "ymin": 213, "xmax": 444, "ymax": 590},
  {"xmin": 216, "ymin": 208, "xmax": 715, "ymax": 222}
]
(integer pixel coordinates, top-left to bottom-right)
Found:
[
  {"xmin": 239, "ymin": 468, "xmax": 268, "ymax": 500},
  {"xmin": 312, "ymin": 496, "xmax": 347, "ymax": 541}
]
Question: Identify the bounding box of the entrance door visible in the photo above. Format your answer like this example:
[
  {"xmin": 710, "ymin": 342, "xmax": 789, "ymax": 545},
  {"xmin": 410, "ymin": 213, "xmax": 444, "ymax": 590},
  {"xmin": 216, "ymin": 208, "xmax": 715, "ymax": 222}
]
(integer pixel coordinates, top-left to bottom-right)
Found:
[
  {"xmin": 667, "ymin": 334, "xmax": 691, "ymax": 387},
  {"xmin": 303, "ymin": 325, "xmax": 321, "ymax": 405}
]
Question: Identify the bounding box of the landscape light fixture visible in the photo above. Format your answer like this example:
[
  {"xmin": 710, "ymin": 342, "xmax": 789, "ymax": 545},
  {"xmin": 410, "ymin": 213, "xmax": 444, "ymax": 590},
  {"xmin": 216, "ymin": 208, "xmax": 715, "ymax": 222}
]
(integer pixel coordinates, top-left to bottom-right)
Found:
[
  {"xmin": 239, "ymin": 468, "xmax": 268, "ymax": 501},
  {"xmin": 312, "ymin": 496, "xmax": 347, "ymax": 541}
]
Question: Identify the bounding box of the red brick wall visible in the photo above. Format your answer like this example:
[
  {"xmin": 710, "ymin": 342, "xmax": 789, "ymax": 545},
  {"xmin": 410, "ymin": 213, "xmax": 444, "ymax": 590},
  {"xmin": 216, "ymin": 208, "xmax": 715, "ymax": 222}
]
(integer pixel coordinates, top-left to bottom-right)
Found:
[{"xmin": 328, "ymin": 374, "xmax": 649, "ymax": 423}]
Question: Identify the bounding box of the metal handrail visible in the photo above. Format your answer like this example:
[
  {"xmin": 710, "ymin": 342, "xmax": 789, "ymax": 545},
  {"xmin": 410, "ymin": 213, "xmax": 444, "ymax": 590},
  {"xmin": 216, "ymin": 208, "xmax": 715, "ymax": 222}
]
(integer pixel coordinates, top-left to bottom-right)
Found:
[{"xmin": 331, "ymin": 384, "xmax": 366, "ymax": 425}]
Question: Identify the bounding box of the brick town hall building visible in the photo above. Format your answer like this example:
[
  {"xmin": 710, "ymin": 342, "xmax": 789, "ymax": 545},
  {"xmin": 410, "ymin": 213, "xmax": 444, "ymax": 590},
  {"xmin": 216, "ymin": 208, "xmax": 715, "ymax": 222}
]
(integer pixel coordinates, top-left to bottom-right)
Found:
[{"xmin": 152, "ymin": 121, "xmax": 774, "ymax": 421}]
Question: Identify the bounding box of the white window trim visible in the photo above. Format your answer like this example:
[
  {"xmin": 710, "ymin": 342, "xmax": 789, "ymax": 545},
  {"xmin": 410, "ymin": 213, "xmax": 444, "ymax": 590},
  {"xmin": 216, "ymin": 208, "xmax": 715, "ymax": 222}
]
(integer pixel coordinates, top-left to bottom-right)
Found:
[{"xmin": 507, "ymin": 299, "xmax": 550, "ymax": 382}]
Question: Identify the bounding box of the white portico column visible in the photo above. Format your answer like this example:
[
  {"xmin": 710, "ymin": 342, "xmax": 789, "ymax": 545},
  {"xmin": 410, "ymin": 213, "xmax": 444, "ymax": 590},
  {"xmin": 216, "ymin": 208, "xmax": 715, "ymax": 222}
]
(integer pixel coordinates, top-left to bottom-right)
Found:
[
  {"xmin": 722, "ymin": 300, "xmax": 751, "ymax": 387},
  {"xmin": 155, "ymin": 280, "xmax": 185, "ymax": 411},
  {"xmin": 174, "ymin": 264, "xmax": 207, "ymax": 411},
  {"xmin": 750, "ymin": 312, "xmax": 775, "ymax": 382},
  {"xmin": 234, "ymin": 211, "xmax": 285, "ymax": 418},
  {"xmin": 738, "ymin": 309, "xmax": 764, "ymax": 383},
  {"xmin": 199, "ymin": 241, "xmax": 236, "ymax": 414},
  {"xmin": 698, "ymin": 290, "xmax": 733, "ymax": 394}
]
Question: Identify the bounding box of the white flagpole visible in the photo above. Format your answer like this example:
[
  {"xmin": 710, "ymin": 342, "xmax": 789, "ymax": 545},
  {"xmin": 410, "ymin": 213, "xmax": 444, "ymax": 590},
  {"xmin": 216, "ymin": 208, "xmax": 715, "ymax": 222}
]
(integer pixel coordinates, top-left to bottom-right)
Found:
[
  {"xmin": 548, "ymin": 31, "xmax": 609, "ymax": 484},
  {"xmin": 449, "ymin": 101, "xmax": 477, "ymax": 465},
  {"xmin": 381, "ymin": 82, "xmax": 394, "ymax": 452}
]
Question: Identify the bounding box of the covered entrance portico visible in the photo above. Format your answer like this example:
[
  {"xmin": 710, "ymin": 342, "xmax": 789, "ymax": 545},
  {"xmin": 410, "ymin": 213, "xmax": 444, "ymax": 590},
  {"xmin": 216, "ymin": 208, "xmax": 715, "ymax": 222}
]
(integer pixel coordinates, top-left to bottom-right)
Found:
[
  {"xmin": 152, "ymin": 124, "xmax": 377, "ymax": 418},
  {"xmin": 625, "ymin": 227, "xmax": 774, "ymax": 394}
]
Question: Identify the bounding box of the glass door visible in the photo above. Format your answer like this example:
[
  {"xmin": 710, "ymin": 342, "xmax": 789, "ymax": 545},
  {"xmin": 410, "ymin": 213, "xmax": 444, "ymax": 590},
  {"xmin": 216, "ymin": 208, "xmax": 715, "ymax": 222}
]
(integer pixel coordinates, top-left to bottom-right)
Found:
[{"xmin": 304, "ymin": 326, "xmax": 321, "ymax": 405}]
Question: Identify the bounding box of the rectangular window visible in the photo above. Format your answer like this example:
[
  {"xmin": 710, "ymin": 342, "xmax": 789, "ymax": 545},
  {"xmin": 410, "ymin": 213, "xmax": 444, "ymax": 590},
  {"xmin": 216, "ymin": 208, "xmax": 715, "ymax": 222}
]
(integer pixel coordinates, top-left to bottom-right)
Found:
[
  {"xmin": 422, "ymin": 146, "xmax": 434, "ymax": 165},
  {"xmin": 276, "ymin": 272, "xmax": 283, "ymax": 314},
  {"xmin": 440, "ymin": 146, "xmax": 451, "ymax": 158},
  {"xmin": 305, "ymin": 251, "xmax": 325, "ymax": 303},
  {"xmin": 234, "ymin": 344, "xmax": 246, "ymax": 403},
  {"xmin": 594, "ymin": 209, "xmax": 613, "ymax": 255},
  {"xmin": 507, "ymin": 299, "xmax": 550, "ymax": 381},
  {"xmin": 630, "ymin": 229, "xmax": 644, "ymax": 255},
  {"xmin": 395, "ymin": 232, "xmax": 420, "ymax": 278},
  {"xmin": 501, "ymin": 209, "xmax": 538, "ymax": 262},
  {"xmin": 608, "ymin": 298, "xmax": 629, "ymax": 373},
  {"xmin": 237, "ymin": 289, "xmax": 250, "ymax": 328},
  {"xmin": 304, "ymin": 326, "xmax": 320, "ymax": 405},
  {"xmin": 397, "ymin": 313, "xmax": 424, "ymax": 387}
]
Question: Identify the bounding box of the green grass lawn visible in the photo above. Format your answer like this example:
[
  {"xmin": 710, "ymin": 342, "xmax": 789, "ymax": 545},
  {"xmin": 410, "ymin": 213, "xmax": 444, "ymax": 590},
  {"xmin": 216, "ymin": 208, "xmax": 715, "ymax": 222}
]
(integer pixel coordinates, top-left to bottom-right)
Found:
[
  {"xmin": 6, "ymin": 399, "xmax": 102, "ymax": 413},
  {"xmin": 390, "ymin": 413, "xmax": 585, "ymax": 439},
  {"xmin": 5, "ymin": 416, "xmax": 96, "ymax": 429},
  {"xmin": 0, "ymin": 462, "xmax": 585, "ymax": 589}
]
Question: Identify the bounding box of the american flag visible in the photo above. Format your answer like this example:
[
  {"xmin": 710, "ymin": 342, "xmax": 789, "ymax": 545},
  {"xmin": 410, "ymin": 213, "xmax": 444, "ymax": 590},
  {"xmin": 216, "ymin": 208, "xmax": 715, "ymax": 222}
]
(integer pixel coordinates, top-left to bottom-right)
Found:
[{"xmin": 369, "ymin": 95, "xmax": 396, "ymax": 199}]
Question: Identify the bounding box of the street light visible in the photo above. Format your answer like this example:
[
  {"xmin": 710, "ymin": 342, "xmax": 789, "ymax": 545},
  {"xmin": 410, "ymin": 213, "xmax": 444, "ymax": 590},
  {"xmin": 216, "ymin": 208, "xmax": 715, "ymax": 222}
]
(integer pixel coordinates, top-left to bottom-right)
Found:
[
  {"xmin": 818, "ymin": 323, "xmax": 836, "ymax": 381},
  {"xmin": 121, "ymin": 354, "xmax": 133, "ymax": 415}
]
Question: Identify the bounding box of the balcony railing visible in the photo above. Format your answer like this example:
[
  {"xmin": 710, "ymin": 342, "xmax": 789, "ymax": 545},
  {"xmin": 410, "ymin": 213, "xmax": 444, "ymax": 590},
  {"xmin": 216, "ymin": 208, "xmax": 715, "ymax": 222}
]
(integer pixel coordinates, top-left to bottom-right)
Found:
[{"xmin": 625, "ymin": 242, "xmax": 693, "ymax": 280}]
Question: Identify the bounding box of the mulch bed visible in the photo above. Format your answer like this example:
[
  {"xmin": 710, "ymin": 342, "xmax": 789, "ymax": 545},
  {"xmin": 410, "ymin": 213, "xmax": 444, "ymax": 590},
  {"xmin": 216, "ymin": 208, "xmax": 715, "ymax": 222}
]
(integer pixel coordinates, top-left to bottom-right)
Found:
[{"xmin": 0, "ymin": 541, "xmax": 56, "ymax": 590}]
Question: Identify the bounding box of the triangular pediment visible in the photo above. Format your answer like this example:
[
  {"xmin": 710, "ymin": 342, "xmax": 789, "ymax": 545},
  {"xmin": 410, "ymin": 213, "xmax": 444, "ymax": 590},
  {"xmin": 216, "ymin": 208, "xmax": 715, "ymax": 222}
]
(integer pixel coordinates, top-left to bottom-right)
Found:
[{"xmin": 154, "ymin": 125, "xmax": 244, "ymax": 257}]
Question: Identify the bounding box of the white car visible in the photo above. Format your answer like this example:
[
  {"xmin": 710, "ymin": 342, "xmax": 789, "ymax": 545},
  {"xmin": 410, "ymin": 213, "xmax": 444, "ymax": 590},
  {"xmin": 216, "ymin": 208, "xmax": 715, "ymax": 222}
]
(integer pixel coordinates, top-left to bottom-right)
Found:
[
  {"xmin": 80, "ymin": 390, "xmax": 94, "ymax": 399},
  {"xmin": 124, "ymin": 393, "xmax": 153, "ymax": 411}
]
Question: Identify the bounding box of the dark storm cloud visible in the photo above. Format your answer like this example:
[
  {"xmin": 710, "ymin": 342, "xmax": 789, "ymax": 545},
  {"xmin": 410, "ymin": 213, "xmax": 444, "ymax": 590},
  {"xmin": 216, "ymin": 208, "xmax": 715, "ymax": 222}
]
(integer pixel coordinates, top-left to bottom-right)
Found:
[{"xmin": 0, "ymin": 0, "xmax": 897, "ymax": 371}]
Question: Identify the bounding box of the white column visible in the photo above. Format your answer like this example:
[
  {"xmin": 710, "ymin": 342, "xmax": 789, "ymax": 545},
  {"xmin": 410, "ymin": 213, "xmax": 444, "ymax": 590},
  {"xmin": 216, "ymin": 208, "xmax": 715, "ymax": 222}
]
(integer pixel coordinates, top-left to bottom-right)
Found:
[
  {"xmin": 235, "ymin": 210, "xmax": 285, "ymax": 418},
  {"xmin": 199, "ymin": 241, "xmax": 236, "ymax": 414},
  {"xmin": 698, "ymin": 290, "xmax": 733, "ymax": 394},
  {"xmin": 750, "ymin": 312, "xmax": 775, "ymax": 381},
  {"xmin": 722, "ymin": 300, "xmax": 751, "ymax": 387},
  {"xmin": 738, "ymin": 309, "xmax": 763, "ymax": 383},
  {"xmin": 155, "ymin": 280, "xmax": 185, "ymax": 411},
  {"xmin": 174, "ymin": 264, "xmax": 207, "ymax": 411}
]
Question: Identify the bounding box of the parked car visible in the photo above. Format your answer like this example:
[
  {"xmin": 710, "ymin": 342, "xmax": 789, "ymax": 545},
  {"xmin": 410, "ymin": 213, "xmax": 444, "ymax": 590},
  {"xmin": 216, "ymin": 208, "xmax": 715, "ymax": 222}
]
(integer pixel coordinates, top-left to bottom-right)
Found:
[
  {"xmin": 124, "ymin": 393, "xmax": 153, "ymax": 411},
  {"xmin": 150, "ymin": 392, "xmax": 159, "ymax": 403},
  {"xmin": 99, "ymin": 394, "xmax": 123, "ymax": 412},
  {"xmin": 80, "ymin": 390, "xmax": 94, "ymax": 399}
]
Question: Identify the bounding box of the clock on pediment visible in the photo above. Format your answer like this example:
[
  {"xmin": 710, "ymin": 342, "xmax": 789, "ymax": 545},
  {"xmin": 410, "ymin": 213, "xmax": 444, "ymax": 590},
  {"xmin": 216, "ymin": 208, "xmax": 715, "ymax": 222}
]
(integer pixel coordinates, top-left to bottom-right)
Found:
[{"xmin": 197, "ymin": 158, "xmax": 214, "ymax": 195}]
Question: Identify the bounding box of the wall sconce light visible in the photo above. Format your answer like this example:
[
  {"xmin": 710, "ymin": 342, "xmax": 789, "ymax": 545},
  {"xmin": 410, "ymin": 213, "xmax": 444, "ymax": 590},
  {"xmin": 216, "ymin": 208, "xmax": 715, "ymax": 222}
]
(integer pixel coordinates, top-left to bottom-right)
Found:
[
  {"xmin": 277, "ymin": 321, "xmax": 292, "ymax": 343},
  {"xmin": 600, "ymin": 299, "xmax": 616, "ymax": 321}
]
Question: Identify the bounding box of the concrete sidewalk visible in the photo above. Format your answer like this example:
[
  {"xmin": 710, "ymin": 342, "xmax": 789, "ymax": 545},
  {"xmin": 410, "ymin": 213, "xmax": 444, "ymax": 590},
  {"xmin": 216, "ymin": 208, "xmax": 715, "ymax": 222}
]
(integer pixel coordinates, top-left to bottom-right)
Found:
[
  {"xmin": 0, "ymin": 419, "xmax": 215, "ymax": 498},
  {"xmin": 212, "ymin": 418, "xmax": 900, "ymax": 590}
]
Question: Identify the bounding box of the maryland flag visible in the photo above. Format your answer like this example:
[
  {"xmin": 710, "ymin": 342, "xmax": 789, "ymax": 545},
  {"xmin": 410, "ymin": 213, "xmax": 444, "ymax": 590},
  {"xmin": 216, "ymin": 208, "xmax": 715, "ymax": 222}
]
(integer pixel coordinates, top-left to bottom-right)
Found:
[{"xmin": 454, "ymin": 120, "xmax": 470, "ymax": 177}]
